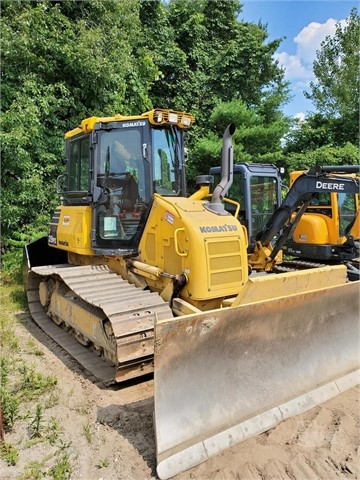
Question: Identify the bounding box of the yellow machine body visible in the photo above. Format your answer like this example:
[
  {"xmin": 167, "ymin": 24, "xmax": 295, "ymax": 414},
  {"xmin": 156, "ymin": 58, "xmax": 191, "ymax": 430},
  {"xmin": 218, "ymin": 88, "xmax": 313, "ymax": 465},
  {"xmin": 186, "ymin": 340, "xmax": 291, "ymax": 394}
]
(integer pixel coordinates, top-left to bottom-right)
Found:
[
  {"xmin": 49, "ymin": 206, "xmax": 93, "ymax": 256},
  {"xmin": 289, "ymin": 170, "xmax": 360, "ymax": 245},
  {"xmin": 138, "ymin": 194, "xmax": 248, "ymax": 307},
  {"xmin": 24, "ymin": 116, "xmax": 360, "ymax": 480}
]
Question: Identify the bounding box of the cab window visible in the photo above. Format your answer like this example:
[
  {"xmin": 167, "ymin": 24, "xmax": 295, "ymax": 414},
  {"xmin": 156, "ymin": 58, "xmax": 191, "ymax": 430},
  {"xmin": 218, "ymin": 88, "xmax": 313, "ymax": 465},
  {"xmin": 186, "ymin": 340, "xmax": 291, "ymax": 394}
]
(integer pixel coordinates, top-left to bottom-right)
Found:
[
  {"xmin": 67, "ymin": 136, "xmax": 90, "ymax": 192},
  {"xmin": 338, "ymin": 193, "xmax": 357, "ymax": 236},
  {"xmin": 152, "ymin": 128, "xmax": 183, "ymax": 195}
]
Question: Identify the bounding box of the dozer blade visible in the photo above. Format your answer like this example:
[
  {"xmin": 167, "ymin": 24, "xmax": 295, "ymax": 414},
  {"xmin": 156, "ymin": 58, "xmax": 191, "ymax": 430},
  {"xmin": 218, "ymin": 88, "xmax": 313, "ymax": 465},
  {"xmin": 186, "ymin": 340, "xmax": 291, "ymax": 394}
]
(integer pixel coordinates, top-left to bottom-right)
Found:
[{"xmin": 154, "ymin": 280, "xmax": 360, "ymax": 480}]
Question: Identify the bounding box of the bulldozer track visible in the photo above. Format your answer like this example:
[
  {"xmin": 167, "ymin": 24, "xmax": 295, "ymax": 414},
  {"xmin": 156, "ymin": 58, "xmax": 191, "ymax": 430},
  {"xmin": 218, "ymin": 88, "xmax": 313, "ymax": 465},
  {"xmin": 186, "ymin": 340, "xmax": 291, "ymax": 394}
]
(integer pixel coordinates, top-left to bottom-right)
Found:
[{"xmin": 25, "ymin": 264, "xmax": 173, "ymax": 386}]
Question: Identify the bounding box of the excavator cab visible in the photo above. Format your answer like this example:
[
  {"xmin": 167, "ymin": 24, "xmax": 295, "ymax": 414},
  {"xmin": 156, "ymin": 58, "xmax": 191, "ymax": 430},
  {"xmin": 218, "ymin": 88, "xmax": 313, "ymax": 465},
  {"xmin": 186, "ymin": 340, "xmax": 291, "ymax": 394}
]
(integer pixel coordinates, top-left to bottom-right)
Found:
[
  {"xmin": 50, "ymin": 109, "xmax": 194, "ymax": 257},
  {"xmin": 209, "ymin": 163, "xmax": 282, "ymax": 246}
]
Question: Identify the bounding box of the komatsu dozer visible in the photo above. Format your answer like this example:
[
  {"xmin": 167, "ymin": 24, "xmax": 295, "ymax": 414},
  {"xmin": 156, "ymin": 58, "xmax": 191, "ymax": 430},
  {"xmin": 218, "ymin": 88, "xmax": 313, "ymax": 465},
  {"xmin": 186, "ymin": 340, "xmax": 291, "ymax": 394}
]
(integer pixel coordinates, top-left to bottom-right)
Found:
[{"xmin": 24, "ymin": 110, "xmax": 360, "ymax": 479}]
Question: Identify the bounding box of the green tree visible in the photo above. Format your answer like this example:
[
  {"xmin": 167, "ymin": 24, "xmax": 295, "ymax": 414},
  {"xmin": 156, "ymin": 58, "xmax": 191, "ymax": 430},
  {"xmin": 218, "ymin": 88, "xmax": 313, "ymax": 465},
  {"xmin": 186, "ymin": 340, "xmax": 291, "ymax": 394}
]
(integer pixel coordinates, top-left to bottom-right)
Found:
[
  {"xmin": 141, "ymin": 0, "xmax": 290, "ymax": 178},
  {"xmin": 283, "ymin": 114, "xmax": 342, "ymax": 154},
  {"xmin": 303, "ymin": 8, "xmax": 359, "ymax": 146},
  {"xmin": 283, "ymin": 9, "xmax": 359, "ymax": 172},
  {"xmin": 283, "ymin": 143, "xmax": 359, "ymax": 174},
  {"xmin": 144, "ymin": 0, "xmax": 290, "ymax": 133},
  {"xmin": 188, "ymin": 99, "xmax": 289, "ymax": 184},
  {"xmin": 0, "ymin": 0, "xmax": 157, "ymax": 267}
]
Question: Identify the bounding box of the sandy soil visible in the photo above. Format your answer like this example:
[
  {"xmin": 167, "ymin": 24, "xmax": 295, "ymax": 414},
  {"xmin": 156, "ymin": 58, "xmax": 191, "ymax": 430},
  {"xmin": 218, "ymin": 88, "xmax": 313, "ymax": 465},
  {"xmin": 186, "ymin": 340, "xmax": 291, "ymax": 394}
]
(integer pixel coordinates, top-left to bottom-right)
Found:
[{"xmin": 1, "ymin": 312, "xmax": 359, "ymax": 480}]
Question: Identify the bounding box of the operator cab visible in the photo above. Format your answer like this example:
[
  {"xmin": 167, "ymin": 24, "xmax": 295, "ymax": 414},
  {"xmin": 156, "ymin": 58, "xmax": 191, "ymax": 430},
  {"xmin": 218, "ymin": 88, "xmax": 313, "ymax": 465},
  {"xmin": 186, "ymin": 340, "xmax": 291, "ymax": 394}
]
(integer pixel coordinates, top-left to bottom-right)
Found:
[
  {"xmin": 210, "ymin": 163, "xmax": 282, "ymax": 247},
  {"xmin": 56, "ymin": 109, "xmax": 194, "ymax": 255}
]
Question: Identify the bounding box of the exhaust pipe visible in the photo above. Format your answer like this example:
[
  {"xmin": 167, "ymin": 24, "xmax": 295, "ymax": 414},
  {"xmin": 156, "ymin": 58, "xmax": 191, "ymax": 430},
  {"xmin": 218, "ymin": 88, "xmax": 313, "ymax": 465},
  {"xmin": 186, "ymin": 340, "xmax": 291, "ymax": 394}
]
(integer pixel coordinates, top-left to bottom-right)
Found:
[{"xmin": 204, "ymin": 123, "xmax": 236, "ymax": 215}]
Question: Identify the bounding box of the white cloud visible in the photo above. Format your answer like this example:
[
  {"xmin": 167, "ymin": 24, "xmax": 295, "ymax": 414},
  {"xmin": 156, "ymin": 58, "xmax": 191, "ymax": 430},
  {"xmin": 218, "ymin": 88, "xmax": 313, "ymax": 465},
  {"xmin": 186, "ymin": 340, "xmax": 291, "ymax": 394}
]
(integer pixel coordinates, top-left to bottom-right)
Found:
[
  {"xmin": 275, "ymin": 17, "xmax": 347, "ymax": 82},
  {"xmin": 293, "ymin": 112, "xmax": 306, "ymax": 122},
  {"xmin": 274, "ymin": 51, "xmax": 312, "ymax": 80},
  {"xmin": 295, "ymin": 18, "xmax": 345, "ymax": 65}
]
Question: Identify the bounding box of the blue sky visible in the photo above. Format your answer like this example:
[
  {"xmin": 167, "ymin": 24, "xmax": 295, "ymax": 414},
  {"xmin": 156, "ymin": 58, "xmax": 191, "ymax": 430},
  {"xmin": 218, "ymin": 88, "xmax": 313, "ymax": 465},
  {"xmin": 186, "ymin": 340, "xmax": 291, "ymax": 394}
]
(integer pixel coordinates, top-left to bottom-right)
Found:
[{"xmin": 240, "ymin": 0, "xmax": 356, "ymax": 118}]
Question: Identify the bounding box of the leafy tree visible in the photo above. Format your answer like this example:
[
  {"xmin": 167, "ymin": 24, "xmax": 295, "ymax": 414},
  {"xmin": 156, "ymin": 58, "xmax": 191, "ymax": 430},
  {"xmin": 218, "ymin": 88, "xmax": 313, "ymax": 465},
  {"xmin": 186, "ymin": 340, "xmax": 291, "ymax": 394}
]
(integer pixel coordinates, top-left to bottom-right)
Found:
[
  {"xmin": 144, "ymin": 0, "xmax": 290, "ymax": 132},
  {"xmin": 296, "ymin": 8, "xmax": 359, "ymax": 150},
  {"xmin": 283, "ymin": 9, "xmax": 359, "ymax": 171},
  {"xmin": 282, "ymin": 143, "xmax": 359, "ymax": 174},
  {"xmin": 283, "ymin": 114, "xmax": 343, "ymax": 154},
  {"xmin": 305, "ymin": 8, "xmax": 359, "ymax": 140},
  {"xmin": 188, "ymin": 99, "xmax": 290, "ymax": 185},
  {"xmin": 141, "ymin": 0, "xmax": 290, "ymax": 178},
  {"xmin": 0, "ymin": 0, "xmax": 157, "ymax": 269}
]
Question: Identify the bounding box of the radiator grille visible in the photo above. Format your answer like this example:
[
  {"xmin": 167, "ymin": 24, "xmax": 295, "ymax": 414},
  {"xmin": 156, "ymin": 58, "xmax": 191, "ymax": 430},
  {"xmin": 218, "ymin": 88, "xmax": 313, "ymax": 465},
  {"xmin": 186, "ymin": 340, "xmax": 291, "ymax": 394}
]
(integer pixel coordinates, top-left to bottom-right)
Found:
[{"xmin": 205, "ymin": 238, "xmax": 244, "ymax": 290}]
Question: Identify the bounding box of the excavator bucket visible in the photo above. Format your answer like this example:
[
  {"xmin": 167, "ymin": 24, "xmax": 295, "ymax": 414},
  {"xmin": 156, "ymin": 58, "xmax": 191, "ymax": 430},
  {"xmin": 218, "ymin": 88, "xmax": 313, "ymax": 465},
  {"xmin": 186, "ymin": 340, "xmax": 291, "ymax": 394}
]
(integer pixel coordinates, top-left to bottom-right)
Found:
[{"xmin": 154, "ymin": 279, "xmax": 360, "ymax": 480}]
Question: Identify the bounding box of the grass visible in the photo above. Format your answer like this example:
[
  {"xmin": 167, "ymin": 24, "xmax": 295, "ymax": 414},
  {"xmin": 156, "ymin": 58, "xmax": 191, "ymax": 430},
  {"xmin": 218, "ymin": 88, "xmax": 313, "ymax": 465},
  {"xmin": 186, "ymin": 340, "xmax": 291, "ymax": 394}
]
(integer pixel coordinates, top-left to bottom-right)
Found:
[
  {"xmin": 29, "ymin": 404, "xmax": 45, "ymax": 439},
  {"xmin": 0, "ymin": 282, "xmax": 73, "ymax": 478},
  {"xmin": 97, "ymin": 457, "xmax": 110, "ymax": 468},
  {"xmin": 0, "ymin": 442, "xmax": 19, "ymax": 466},
  {"xmin": 82, "ymin": 422, "xmax": 93, "ymax": 444}
]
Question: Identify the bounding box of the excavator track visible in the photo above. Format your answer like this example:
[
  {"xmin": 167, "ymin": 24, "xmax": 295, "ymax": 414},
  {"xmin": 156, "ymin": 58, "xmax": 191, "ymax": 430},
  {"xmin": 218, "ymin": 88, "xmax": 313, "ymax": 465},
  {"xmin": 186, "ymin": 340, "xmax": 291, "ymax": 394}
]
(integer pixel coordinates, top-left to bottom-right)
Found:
[
  {"xmin": 345, "ymin": 257, "xmax": 360, "ymax": 281},
  {"xmin": 273, "ymin": 259, "xmax": 327, "ymax": 272},
  {"xmin": 274, "ymin": 258, "xmax": 360, "ymax": 280},
  {"xmin": 25, "ymin": 264, "xmax": 173, "ymax": 386}
]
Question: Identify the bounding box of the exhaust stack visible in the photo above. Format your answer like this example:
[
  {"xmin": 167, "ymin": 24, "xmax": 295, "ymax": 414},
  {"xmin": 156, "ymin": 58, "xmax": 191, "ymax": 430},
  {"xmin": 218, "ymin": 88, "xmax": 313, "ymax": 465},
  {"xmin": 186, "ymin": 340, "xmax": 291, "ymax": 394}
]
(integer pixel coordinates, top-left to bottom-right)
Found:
[{"xmin": 204, "ymin": 123, "xmax": 236, "ymax": 215}]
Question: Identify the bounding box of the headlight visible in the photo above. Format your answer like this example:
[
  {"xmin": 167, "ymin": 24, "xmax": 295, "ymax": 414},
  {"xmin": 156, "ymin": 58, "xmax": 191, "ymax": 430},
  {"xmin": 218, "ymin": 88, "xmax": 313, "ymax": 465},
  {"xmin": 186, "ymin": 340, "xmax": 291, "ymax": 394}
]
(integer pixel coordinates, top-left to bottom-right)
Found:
[
  {"xmin": 168, "ymin": 112, "xmax": 178, "ymax": 123},
  {"xmin": 147, "ymin": 109, "xmax": 195, "ymax": 128},
  {"xmin": 153, "ymin": 111, "xmax": 163, "ymax": 123},
  {"xmin": 181, "ymin": 115, "xmax": 192, "ymax": 127}
]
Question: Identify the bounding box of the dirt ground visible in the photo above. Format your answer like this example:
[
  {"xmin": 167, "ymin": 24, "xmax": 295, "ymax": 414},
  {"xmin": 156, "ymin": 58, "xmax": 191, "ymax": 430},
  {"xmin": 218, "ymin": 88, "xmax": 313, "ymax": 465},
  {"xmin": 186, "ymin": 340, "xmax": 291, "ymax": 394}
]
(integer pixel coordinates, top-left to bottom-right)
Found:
[{"xmin": 1, "ymin": 312, "xmax": 359, "ymax": 480}]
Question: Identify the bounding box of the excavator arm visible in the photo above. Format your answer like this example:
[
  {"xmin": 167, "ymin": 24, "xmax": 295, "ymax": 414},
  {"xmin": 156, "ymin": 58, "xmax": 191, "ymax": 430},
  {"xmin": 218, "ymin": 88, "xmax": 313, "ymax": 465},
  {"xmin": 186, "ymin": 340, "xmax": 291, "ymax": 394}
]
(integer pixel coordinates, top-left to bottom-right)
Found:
[{"xmin": 251, "ymin": 166, "xmax": 360, "ymax": 270}]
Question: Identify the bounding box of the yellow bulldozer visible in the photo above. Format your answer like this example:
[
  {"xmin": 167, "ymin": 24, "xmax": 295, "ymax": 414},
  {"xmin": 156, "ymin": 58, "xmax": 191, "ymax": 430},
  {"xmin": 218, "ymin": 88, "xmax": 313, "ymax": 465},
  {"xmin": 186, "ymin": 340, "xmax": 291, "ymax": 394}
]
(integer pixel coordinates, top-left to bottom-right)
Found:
[{"xmin": 24, "ymin": 109, "xmax": 359, "ymax": 479}]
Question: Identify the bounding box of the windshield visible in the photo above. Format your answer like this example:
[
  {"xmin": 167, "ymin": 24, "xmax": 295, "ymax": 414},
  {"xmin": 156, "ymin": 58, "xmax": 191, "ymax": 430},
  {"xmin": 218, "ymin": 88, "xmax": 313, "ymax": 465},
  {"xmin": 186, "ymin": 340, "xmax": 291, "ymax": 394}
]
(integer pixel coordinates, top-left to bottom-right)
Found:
[
  {"xmin": 95, "ymin": 128, "xmax": 148, "ymax": 245},
  {"xmin": 97, "ymin": 129, "xmax": 146, "ymax": 201},
  {"xmin": 250, "ymin": 176, "xmax": 279, "ymax": 238},
  {"xmin": 212, "ymin": 170, "xmax": 280, "ymax": 244},
  {"xmin": 94, "ymin": 124, "xmax": 186, "ymax": 248}
]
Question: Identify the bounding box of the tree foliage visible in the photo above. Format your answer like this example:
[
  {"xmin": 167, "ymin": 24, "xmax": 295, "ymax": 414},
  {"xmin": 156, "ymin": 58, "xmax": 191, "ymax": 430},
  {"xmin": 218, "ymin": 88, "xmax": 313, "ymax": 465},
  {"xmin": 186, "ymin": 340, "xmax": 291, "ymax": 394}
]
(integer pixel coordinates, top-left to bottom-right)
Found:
[
  {"xmin": 283, "ymin": 8, "xmax": 359, "ymax": 171},
  {"xmin": 282, "ymin": 143, "xmax": 359, "ymax": 174},
  {"xmin": 0, "ymin": 0, "xmax": 293, "ymax": 274},
  {"xmin": 188, "ymin": 99, "xmax": 289, "ymax": 183},
  {"xmin": 140, "ymin": 0, "xmax": 290, "ymax": 177},
  {"xmin": 145, "ymin": 0, "xmax": 289, "ymax": 131},
  {"xmin": 305, "ymin": 9, "xmax": 359, "ymax": 125},
  {"xmin": 1, "ymin": 0, "xmax": 157, "ymax": 254}
]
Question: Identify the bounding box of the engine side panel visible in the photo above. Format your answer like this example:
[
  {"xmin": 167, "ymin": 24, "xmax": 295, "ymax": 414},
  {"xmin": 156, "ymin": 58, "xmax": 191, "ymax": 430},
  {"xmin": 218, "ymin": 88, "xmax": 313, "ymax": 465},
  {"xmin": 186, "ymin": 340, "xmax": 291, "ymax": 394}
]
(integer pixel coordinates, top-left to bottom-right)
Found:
[{"xmin": 139, "ymin": 195, "xmax": 249, "ymax": 304}]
